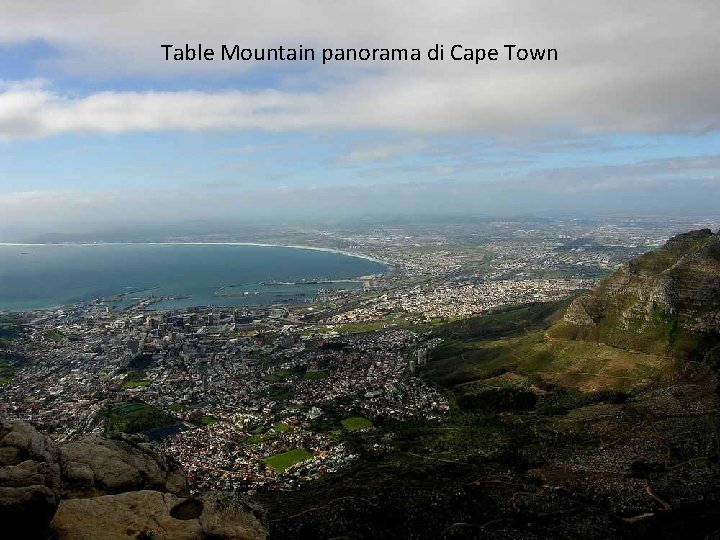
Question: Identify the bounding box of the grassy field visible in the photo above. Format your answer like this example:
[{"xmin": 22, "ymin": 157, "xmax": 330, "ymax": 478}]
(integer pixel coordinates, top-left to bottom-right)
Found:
[
  {"xmin": 341, "ymin": 416, "xmax": 373, "ymax": 431},
  {"xmin": 122, "ymin": 379, "xmax": 150, "ymax": 389},
  {"xmin": 262, "ymin": 368, "xmax": 292, "ymax": 382},
  {"xmin": 246, "ymin": 422, "xmax": 292, "ymax": 444},
  {"xmin": 336, "ymin": 320, "xmax": 394, "ymax": 334},
  {"xmin": 273, "ymin": 422, "xmax": 291, "ymax": 433},
  {"xmin": 45, "ymin": 329, "xmax": 65, "ymax": 342},
  {"xmin": 122, "ymin": 370, "xmax": 151, "ymax": 389},
  {"xmin": 303, "ymin": 370, "xmax": 329, "ymax": 380},
  {"xmin": 334, "ymin": 315, "xmax": 455, "ymax": 335},
  {"xmin": 193, "ymin": 415, "xmax": 219, "ymax": 426},
  {"xmin": 263, "ymin": 448, "xmax": 313, "ymax": 473}
]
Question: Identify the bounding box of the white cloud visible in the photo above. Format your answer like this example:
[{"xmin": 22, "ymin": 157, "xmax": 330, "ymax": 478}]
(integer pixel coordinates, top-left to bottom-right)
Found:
[
  {"xmin": 0, "ymin": 63, "xmax": 718, "ymax": 141},
  {"xmin": 0, "ymin": 1, "xmax": 718, "ymax": 139},
  {"xmin": 0, "ymin": 80, "xmax": 316, "ymax": 139}
]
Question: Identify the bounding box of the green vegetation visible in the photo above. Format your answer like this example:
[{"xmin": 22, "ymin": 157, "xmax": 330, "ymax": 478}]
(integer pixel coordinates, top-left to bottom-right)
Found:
[
  {"xmin": 303, "ymin": 369, "xmax": 329, "ymax": 380},
  {"xmin": 273, "ymin": 422, "xmax": 291, "ymax": 433},
  {"xmin": 262, "ymin": 368, "xmax": 292, "ymax": 382},
  {"xmin": 554, "ymin": 229, "xmax": 720, "ymax": 361},
  {"xmin": 333, "ymin": 314, "xmax": 454, "ymax": 335},
  {"xmin": 341, "ymin": 416, "xmax": 373, "ymax": 431},
  {"xmin": 192, "ymin": 415, "xmax": 219, "ymax": 426},
  {"xmin": 0, "ymin": 319, "xmax": 22, "ymax": 345},
  {"xmin": 457, "ymin": 375, "xmax": 538, "ymax": 413},
  {"xmin": 263, "ymin": 384, "xmax": 296, "ymax": 401},
  {"xmin": 122, "ymin": 380, "xmax": 150, "ymax": 389},
  {"xmin": 245, "ymin": 422, "xmax": 292, "ymax": 444},
  {"xmin": 263, "ymin": 448, "xmax": 313, "ymax": 473},
  {"xmin": 427, "ymin": 299, "xmax": 676, "ymax": 392},
  {"xmin": 45, "ymin": 329, "xmax": 65, "ymax": 342},
  {"xmin": 169, "ymin": 403, "xmax": 185, "ymax": 412},
  {"xmin": 246, "ymin": 434, "xmax": 267, "ymax": 444},
  {"xmin": 337, "ymin": 320, "xmax": 393, "ymax": 334},
  {"xmin": 0, "ymin": 352, "xmax": 26, "ymax": 385},
  {"xmin": 122, "ymin": 370, "xmax": 150, "ymax": 389},
  {"xmin": 103, "ymin": 401, "xmax": 177, "ymax": 434},
  {"xmin": 262, "ymin": 365, "xmax": 314, "ymax": 381},
  {"xmin": 437, "ymin": 300, "xmax": 569, "ymax": 343},
  {"xmin": 0, "ymin": 359, "xmax": 15, "ymax": 384}
]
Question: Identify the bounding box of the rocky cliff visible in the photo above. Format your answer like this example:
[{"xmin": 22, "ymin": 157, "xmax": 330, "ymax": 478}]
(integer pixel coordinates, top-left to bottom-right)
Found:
[
  {"xmin": 556, "ymin": 229, "xmax": 720, "ymax": 360},
  {"xmin": 0, "ymin": 417, "xmax": 267, "ymax": 539}
]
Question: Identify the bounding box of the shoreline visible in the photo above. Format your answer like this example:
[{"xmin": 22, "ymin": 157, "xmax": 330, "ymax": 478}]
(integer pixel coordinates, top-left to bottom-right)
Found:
[{"xmin": 0, "ymin": 241, "xmax": 391, "ymax": 268}]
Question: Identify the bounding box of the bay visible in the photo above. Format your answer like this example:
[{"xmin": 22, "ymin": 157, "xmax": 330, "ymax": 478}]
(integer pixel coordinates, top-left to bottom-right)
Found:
[{"xmin": 0, "ymin": 243, "xmax": 386, "ymax": 311}]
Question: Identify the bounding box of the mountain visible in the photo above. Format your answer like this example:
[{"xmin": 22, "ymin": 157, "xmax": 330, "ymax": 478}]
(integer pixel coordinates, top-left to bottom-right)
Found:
[{"xmin": 555, "ymin": 228, "xmax": 720, "ymax": 360}]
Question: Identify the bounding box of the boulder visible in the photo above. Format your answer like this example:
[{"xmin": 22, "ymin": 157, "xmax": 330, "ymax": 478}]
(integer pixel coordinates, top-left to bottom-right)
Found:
[
  {"xmin": 59, "ymin": 433, "xmax": 186, "ymax": 497},
  {"xmin": 0, "ymin": 416, "xmax": 59, "ymax": 468},
  {"xmin": 0, "ymin": 418, "xmax": 61, "ymax": 538}
]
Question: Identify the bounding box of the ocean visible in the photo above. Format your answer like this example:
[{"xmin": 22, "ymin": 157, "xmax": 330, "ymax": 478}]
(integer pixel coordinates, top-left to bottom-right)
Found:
[{"xmin": 0, "ymin": 243, "xmax": 386, "ymax": 312}]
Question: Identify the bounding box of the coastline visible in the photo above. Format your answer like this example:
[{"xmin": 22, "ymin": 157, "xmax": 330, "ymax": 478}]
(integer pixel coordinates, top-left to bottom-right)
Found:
[{"xmin": 0, "ymin": 241, "xmax": 391, "ymax": 269}]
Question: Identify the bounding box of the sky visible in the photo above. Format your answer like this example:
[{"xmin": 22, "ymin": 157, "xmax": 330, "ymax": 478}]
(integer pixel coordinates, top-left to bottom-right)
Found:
[{"xmin": 1, "ymin": 0, "xmax": 719, "ymax": 239}]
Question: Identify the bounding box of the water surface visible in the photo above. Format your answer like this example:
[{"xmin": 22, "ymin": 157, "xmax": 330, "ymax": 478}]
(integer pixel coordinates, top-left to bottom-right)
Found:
[{"xmin": 0, "ymin": 243, "xmax": 386, "ymax": 311}]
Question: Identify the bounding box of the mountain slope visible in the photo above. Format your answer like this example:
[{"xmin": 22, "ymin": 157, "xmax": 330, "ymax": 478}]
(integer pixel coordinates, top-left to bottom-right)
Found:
[
  {"xmin": 553, "ymin": 228, "xmax": 720, "ymax": 360},
  {"xmin": 428, "ymin": 229, "xmax": 720, "ymax": 393}
]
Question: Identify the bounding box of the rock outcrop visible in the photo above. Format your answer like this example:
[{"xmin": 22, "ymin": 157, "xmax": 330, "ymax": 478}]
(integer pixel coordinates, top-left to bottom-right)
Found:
[
  {"xmin": 556, "ymin": 229, "xmax": 720, "ymax": 359},
  {"xmin": 51, "ymin": 490, "xmax": 268, "ymax": 540},
  {"xmin": 0, "ymin": 417, "xmax": 267, "ymax": 539},
  {"xmin": 59, "ymin": 433, "xmax": 186, "ymax": 497},
  {"xmin": 0, "ymin": 417, "xmax": 61, "ymax": 538}
]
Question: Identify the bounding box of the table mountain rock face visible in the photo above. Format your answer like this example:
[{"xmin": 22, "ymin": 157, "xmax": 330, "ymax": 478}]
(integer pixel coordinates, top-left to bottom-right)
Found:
[
  {"xmin": 559, "ymin": 229, "xmax": 720, "ymax": 359},
  {"xmin": 0, "ymin": 418, "xmax": 267, "ymax": 539}
]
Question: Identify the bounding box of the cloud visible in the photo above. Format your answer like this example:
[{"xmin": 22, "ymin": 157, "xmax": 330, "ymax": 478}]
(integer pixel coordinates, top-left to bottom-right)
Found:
[
  {"xmin": 337, "ymin": 141, "xmax": 427, "ymax": 164},
  {"xmin": 1, "ymin": 64, "xmax": 718, "ymax": 141},
  {"xmin": 0, "ymin": 80, "xmax": 316, "ymax": 139},
  {"xmin": 0, "ymin": 1, "xmax": 718, "ymax": 139},
  {"xmin": 525, "ymin": 154, "xmax": 720, "ymax": 193},
  {"xmin": 223, "ymin": 143, "xmax": 290, "ymax": 154}
]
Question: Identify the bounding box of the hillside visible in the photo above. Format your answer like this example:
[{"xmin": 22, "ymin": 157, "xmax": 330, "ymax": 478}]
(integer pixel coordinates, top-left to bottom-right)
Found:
[
  {"xmin": 427, "ymin": 230, "xmax": 720, "ymax": 394},
  {"xmin": 553, "ymin": 228, "xmax": 720, "ymax": 359},
  {"xmin": 265, "ymin": 230, "xmax": 720, "ymax": 539}
]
